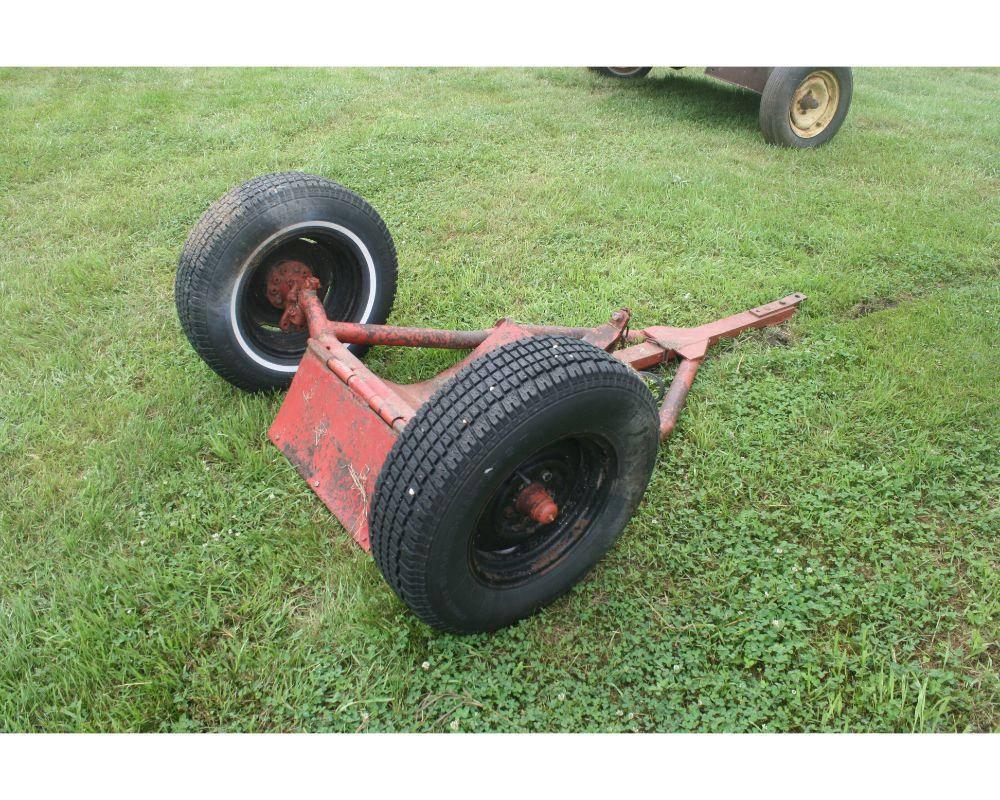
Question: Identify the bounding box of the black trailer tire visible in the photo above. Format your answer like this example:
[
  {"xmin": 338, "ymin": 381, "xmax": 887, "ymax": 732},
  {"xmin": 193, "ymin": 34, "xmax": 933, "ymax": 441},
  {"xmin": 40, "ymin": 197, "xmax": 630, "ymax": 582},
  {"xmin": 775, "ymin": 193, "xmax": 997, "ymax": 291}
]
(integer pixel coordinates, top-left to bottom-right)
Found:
[
  {"xmin": 591, "ymin": 67, "xmax": 653, "ymax": 79},
  {"xmin": 370, "ymin": 335, "xmax": 659, "ymax": 633},
  {"xmin": 175, "ymin": 172, "xmax": 398, "ymax": 392},
  {"xmin": 759, "ymin": 67, "xmax": 853, "ymax": 148}
]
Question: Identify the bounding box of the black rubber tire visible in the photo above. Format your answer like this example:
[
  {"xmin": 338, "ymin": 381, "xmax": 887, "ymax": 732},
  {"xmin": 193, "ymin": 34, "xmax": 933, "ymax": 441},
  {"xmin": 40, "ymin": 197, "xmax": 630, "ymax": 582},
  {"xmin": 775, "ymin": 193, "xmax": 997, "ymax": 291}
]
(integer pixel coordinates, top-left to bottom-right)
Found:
[
  {"xmin": 370, "ymin": 335, "xmax": 659, "ymax": 633},
  {"xmin": 759, "ymin": 67, "xmax": 853, "ymax": 148},
  {"xmin": 175, "ymin": 172, "xmax": 398, "ymax": 392},
  {"xmin": 591, "ymin": 67, "xmax": 653, "ymax": 79}
]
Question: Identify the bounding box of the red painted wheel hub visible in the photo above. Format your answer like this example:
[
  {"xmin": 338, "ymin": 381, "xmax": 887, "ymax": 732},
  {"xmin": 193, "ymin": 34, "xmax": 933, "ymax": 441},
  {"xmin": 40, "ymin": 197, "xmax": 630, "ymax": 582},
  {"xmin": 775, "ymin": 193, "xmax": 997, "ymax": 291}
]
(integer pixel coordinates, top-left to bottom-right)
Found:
[
  {"xmin": 265, "ymin": 260, "xmax": 320, "ymax": 331},
  {"xmin": 514, "ymin": 482, "xmax": 559, "ymax": 525}
]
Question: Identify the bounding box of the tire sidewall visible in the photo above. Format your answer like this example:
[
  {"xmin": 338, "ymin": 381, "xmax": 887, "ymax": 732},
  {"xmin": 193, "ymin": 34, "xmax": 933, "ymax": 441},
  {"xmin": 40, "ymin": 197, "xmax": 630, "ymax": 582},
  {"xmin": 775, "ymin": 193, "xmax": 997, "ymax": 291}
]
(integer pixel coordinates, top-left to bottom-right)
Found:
[{"xmin": 199, "ymin": 194, "xmax": 395, "ymax": 388}]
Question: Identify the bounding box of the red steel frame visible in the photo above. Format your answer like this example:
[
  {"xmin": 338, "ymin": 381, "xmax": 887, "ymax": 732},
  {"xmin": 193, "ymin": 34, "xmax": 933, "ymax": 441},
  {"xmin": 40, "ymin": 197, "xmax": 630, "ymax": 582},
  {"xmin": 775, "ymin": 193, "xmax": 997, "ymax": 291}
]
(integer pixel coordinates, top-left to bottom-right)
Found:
[{"xmin": 268, "ymin": 281, "xmax": 805, "ymax": 552}]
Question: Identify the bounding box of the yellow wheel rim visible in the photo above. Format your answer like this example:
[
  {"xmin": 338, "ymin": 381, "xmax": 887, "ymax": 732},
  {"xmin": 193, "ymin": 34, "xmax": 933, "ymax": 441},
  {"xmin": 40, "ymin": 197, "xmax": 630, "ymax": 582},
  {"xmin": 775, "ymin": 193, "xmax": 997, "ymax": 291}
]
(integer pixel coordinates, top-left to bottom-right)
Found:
[{"xmin": 789, "ymin": 70, "xmax": 841, "ymax": 138}]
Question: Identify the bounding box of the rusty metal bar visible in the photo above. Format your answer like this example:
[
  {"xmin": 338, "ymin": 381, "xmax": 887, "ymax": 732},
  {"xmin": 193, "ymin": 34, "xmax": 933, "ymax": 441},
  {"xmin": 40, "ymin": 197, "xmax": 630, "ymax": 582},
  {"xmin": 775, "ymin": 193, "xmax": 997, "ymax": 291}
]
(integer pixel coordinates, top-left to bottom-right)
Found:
[
  {"xmin": 658, "ymin": 359, "xmax": 701, "ymax": 441},
  {"xmin": 300, "ymin": 287, "xmax": 599, "ymax": 349},
  {"xmin": 320, "ymin": 320, "xmax": 600, "ymax": 350},
  {"xmin": 519, "ymin": 323, "xmax": 600, "ymax": 339},
  {"xmin": 300, "ymin": 287, "xmax": 332, "ymax": 336},
  {"xmin": 614, "ymin": 340, "xmax": 670, "ymax": 371},
  {"xmin": 303, "ymin": 332, "xmax": 417, "ymax": 433},
  {"xmin": 326, "ymin": 321, "xmax": 492, "ymax": 349}
]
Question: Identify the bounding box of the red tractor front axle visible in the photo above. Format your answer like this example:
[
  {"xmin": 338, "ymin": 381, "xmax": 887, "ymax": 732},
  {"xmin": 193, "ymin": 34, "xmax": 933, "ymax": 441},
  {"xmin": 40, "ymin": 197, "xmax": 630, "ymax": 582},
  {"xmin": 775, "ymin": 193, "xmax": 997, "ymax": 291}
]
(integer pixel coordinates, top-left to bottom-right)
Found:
[{"xmin": 175, "ymin": 171, "xmax": 806, "ymax": 633}]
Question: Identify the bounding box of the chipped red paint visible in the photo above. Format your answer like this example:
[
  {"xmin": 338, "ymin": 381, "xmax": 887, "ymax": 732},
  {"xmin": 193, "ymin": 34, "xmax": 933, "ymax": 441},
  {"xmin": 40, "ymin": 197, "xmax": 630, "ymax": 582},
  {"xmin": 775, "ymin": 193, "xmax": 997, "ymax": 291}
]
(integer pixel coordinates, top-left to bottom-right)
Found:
[
  {"xmin": 515, "ymin": 483, "xmax": 559, "ymax": 525},
  {"xmin": 268, "ymin": 342, "xmax": 401, "ymax": 550},
  {"xmin": 267, "ymin": 290, "xmax": 806, "ymax": 552}
]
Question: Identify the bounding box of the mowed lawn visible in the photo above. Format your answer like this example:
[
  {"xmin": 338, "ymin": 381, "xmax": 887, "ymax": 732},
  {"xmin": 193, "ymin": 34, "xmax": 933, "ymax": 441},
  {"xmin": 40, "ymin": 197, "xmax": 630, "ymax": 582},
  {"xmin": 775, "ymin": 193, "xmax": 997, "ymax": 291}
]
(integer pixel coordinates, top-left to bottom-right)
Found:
[{"xmin": 1, "ymin": 67, "xmax": 997, "ymax": 732}]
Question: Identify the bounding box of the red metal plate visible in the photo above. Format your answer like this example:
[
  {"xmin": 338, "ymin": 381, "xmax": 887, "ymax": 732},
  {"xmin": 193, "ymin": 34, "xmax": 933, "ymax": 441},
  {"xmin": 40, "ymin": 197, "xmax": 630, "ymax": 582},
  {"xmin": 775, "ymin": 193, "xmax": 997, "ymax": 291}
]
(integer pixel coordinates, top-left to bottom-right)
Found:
[{"xmin": 268, "ymin": 345, "xmax": 397, "ymax": 551}]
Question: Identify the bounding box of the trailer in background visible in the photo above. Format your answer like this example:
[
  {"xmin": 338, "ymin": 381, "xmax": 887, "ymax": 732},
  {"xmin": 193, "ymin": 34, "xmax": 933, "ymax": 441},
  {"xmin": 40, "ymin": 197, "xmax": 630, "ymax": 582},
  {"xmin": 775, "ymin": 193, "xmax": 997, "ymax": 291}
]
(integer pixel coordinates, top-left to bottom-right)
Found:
[{"xmin": 593, "ymin": 67, "xmax": 854, "ymax": 147}]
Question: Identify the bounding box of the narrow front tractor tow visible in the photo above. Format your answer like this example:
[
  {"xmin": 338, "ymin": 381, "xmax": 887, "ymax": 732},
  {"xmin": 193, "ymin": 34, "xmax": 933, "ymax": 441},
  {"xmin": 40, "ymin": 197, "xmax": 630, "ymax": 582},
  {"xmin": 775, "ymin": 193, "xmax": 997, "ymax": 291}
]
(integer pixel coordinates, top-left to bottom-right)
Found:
[{"xmin": 176, "ymin": 172, "xmax": 804, "ymax": 633}]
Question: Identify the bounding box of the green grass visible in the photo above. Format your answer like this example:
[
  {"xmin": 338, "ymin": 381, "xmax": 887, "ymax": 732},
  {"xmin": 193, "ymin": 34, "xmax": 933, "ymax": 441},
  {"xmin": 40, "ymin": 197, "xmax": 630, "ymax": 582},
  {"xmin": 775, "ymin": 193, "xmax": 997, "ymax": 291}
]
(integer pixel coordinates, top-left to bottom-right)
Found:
[{"xmin": 0, "ymin": 67, "xmax": 997, "ymax": 732}]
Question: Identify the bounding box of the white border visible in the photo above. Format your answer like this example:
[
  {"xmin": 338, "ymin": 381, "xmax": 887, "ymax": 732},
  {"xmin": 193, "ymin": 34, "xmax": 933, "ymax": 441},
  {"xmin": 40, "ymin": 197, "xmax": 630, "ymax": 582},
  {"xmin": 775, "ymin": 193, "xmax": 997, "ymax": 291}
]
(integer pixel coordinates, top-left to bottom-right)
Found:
[
  {"xmin": 230, "ymin": 221, "xmax": 378, "ymax": 372},
  {"xmin": 2, "ymin": 732, "xmax": 997, "ymax": 797},
  {"xmin": 1, "ymin": 2, "xmax": 997, "ymax": 65}
]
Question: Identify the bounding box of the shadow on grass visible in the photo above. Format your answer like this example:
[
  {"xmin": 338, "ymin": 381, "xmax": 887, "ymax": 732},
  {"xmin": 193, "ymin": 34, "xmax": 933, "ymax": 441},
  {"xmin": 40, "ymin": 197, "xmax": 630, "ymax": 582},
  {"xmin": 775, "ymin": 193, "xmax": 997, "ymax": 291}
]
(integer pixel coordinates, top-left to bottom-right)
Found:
[{"xmin": 594, "ymin": 70, "xmax": 763, "ymax": 138}]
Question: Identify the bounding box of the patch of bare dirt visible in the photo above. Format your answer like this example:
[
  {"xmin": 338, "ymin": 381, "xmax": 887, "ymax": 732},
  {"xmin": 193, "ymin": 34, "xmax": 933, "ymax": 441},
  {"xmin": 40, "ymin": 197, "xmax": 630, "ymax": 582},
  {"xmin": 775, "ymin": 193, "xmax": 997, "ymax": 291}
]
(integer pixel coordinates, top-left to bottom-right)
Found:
[{"xmin": 848, "ymin": 294, "xmax": 913, "ymax": 319}]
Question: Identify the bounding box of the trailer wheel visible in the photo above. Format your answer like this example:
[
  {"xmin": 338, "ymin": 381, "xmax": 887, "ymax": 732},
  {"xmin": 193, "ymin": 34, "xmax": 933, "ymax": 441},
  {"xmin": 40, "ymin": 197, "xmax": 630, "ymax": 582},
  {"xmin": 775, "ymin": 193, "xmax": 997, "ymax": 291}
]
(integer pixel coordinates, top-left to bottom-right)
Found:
[
  {"xmin": 759, "ymin": 67, "xmax": 853, "ymax": 148},
  {"xmin": 175, "ymin": 172, "xmax": 397, "ymax": 392},
  {"xmin": 591, "ymin": 67, "xmax": 653, "ymax": 79},
  {"xmin": 370, "ymin": 335, "xmax": 659, "ymax": 633}
]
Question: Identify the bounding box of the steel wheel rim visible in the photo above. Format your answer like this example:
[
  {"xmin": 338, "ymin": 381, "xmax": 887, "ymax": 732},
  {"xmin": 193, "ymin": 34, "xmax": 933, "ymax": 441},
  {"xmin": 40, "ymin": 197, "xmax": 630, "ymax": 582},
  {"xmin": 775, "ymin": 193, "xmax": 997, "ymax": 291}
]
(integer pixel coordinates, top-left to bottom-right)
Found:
[
  {"xmin": 469, "ymin": 435, "xmax": 616, "ymax": 588},
  {"xmin": 234, "ymin": 225, "xmax": 368, "ymax": 365},
  {"xmin": 789, "ymin": 69, "xmax": 841, "ymax": 138}
]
